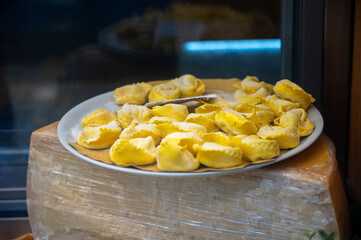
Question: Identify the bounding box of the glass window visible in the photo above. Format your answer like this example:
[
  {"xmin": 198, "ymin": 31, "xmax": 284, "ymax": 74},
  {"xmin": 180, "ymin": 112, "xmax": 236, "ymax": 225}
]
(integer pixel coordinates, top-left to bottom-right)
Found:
[{"xmin": 0, "ymin": 0, "xmax": 281, "ymax": 218}]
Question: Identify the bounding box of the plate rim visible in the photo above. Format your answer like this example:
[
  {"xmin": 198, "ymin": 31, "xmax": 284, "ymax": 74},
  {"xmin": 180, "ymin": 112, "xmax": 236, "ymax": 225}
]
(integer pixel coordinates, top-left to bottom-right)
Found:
[{"xmin": 57, "ymin": 90, "xmax": 324, "ymax": 178}]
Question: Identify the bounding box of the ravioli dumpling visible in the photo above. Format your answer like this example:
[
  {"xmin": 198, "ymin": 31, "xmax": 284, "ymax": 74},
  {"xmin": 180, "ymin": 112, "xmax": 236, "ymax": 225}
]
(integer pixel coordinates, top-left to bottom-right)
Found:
[
  {"xmin": 215, "ymin": 109, "xmax": 258, "ymax": 136},
  {"xmin": 185, "ymin": 112, "xmax": 218, "ymax": 132},
  {"xmin": 211, "ymin": 97, "xmax": 237, "ymax": 108},
  {"xmin": 237, "ymin": 135, "xmax": 279, "ymax": 162},
  {"xmin": 233, "ymin": 76, "xmax": 272, "ymax": 102},
  {"xmin": 110, "ymin": 136, "xmax": 156, "ymax": 166},
  {"xmin": 170, "ymin": 74, "xmax": 205, "ymax": 98},
  {"xmin": 173, "ymin": 122, "xmax": 207, "ymax": 134},
  {"xmin": 156, "ymin": 138, "xmax": 200, "ymax": 171},
  {"xmin": 234, "ymin": 104, "xmax": 275, "ymax": 127},
  {"xmin": 77, "ymin": 120, "xmax": 122, "ymax": 149},
  {"xmin": 148, "ymin": 82, "xmax": 180, "ymax": 102},
  {"xmin": 238, "ymin": 76, "xmax": 262, "ymax": 94},
  {"xmin": 263, "ymin": 95, "xmax": 300, "ymax": 116},
  {"xmin": 120, "ymin": 123, "xmax": 162, "ymax": 145},
  {"xmin": 147, "ymin": 116, "xmax": 179, "ymax": 125},
  {"xmin": 243, "ymin": 76, "xmax": 272, "ymax": 92},
  {"xmin": 257, "ymin": 125, "xmax": 299, "ymax": 149},
  {"xmin": 233, "ymin": 89, "xmax": 264, "ymax": 105},
  {"xmin": 116, "ymin": 104, "xmax": 153, "ymax": 129},
  {"xmin": 81, "ymin": 109, "xmax": 116, "ymax": 128},
  {"xmin": 196, "ymin": 142, "xmax": 243, "ymax": 168},
  {"xmin": 229, "ymin": 135, "xmax": 247, "ymax": 148},
  {"xmin": 195, "ymin": 103, "xmax": 223, "ymax": 114},
  {"xmin": 274, "ymin": 108, "xmax": 314, "ymax": 137},
  {"xmin": 156, "ymin": 122, "xmax": 207, "ymax": 138},
  {"xmin": 201, "ymin": 132, "xmax": 233, "ymax": 147},
  {"xmin": 163, "ymin": 132, "xmax": 203, "ymax": 155},
  {"xmin": 114, "ymin": 82, "xmax": 153, "ymax": 105},
  {"xmin": 297, "ymin": 119, "xmax": 315, "ymax": 137},
  {"xmin": 273, "ymin": 79, "xmax": 315, "ymax": 110},
  {"xmin": 151, "ymin": 104, "xmax": 189, "ymax": 121}
]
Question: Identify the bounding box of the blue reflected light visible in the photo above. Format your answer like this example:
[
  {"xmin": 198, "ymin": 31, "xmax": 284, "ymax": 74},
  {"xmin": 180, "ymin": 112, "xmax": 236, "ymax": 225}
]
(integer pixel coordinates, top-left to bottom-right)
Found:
[{"xmin": 183, "ymin": 39, "xmax": 281, "ymax": 52}]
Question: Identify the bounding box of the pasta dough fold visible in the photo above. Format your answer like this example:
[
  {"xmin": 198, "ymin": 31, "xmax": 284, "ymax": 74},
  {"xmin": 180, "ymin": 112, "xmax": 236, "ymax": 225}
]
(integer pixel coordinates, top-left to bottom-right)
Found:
[
  {"xmin": 257, "ymin": 126, "xmax": 299, "ymax": 149},
  {"xmin": 110, "ymin": 136, "xmax": 156, "ymax": 166},
  {"xmin": 263, "ymin": 95, "xmax": 300, "ymax": 116},
  {"xmin": 114, "ymin": 82, "xmax": 152, "ymax": 105},
  {"xmin": 196, "ymin": 142, "xmax": 243, "ymax": 168},
  {"xmin": 200, "ymin": 132, "xmax": 233, "ymax": 147},
  {"xmin": 273, "ymin": 79, "xmax": 315, "ymax": 110},
  {"xmin": 237, "ymin": 135, "xmax": 279, "ymax": 162},
  {"xmin": 215, "ymin": 109, "xmax": 258, "ymax": 135},
  {"xmin": 185, "ymin": 112, "xmax": 218, "ymax": 132},
  {"xmin": 156, "ymin": 138, "xmax": 200, "ymax": 171},
  {"xmin": 115, "ymin": 104, "xmax": 153, "ymax": 129},
  {"xmin": 170, "ymin": 74, "xmax": 205, "ymax": 98},
  {"xmin": 163, "ymin": 132, "xmax": 203, "ymax": 155},
  {"xmin": 274, "ymin": 108, "xmax": 314, "ymax": 137},
  {"xmin": 120, "ymin": 123, "xmax": 162, "ymax": 145},
  {"xmin": 151, "ymin": 104, "xmax": 189, "ymax": 121},
  {"xmin": 148, "ymin": 82, "xmax": 180, "ymax": 102},
  {"xmin": 77, "ymin": 120, "xmax": 122, "ymax": 149},
  {"xmin": 81, "ymin": 109, "xmax": 116, "ymax": 128}
]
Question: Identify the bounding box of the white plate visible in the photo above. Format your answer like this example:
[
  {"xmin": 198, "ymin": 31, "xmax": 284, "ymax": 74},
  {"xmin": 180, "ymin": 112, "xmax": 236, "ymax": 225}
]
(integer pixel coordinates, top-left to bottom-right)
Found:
[{"xmin": 57, "ymin": 91, "xmax": 324, "ymax": 178}]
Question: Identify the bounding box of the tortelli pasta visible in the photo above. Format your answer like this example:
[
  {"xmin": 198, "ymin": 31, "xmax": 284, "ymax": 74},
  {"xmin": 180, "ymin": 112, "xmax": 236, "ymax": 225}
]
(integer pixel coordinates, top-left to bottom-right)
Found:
[
  {"xmin": 147, "ymin": 116, "xmax": 179, "ymax": 125},
  {"xmin": 214, "ymin": 109, "xmax": 258, "ymax": 136},
  {"xmin": 148, "ymin": 82, "xmax": 180, "ymax": 102},
  {"xmin": 115, "ymin": 104, "xmax": 152, "ymax": 129},
  {"xmin": 200, "ymin": 131, "xmax": 232, "ymax": 147},
  {"xmin": 114, "ymin": 82, "xmax": 153, "ymax": 105},
  {"xmin": 196, "ymin": 142, "xmax": 243, "ymax": 168},
  {"xmin": 75, "ymin": 75, "xmax": 316, "ymax": 172},
  {"xmin": 77, "ymin": 120, "xmax": 122, "ymax": 149},
  {"xmin": 273, "ymin": 79, "xmax": 315, "ymax": 110},
  {"xmin": 110, "ymin": 136, "xmax": 156, "ymax": 166},
  {"xmin": 150, "ymin": 104, "xmax": 189, "ymax": 121},
  {"xmin": 170, "ymin": 74, "xmax": 205, "ymax": 98},
  {"xmin": 120, "ymin": 123, "xmax": 162, "ymax": 145},
  {"xmin": 185, "ymin": 112, "xmax": 218, "ymax": 132},
  {"xmin": 81, "ymin": 109, "xmax": 116, "ymax": 128},
  {"xmin": 237, "ymin": 135, "xmax": 280, "ymax": 162},
  {"xmin": 157, "ymin": 137, "xmax": 200, "ymax": 171},
  {"xmin": 163, "ymin": 132, "xmax": 203, "ymax": 155}
]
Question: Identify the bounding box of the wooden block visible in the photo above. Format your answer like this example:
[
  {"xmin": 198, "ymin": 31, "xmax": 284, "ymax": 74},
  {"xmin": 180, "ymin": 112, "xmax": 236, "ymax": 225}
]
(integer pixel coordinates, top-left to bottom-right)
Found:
[{"xmin": 27, "ymin": 122, "xmax": 350, "ymax": 239}]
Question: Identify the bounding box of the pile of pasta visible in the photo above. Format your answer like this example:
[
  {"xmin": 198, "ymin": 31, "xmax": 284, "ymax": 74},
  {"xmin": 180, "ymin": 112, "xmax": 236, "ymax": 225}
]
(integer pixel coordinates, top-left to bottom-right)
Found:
[{"xmin": 75, "ymin": 74, "xmax": 315, "ymax": 172}]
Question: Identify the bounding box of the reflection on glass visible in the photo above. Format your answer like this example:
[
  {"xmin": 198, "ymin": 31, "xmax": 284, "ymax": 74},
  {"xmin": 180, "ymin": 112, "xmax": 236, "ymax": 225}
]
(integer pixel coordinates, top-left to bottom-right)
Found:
[
  {"xmin": 183, "ymin": 39, "xmax": 281, "ymax": 52},
  {"xmin": 114, "ymin": 2, "xmax": 280, "ymax": 53},
  {"xmin": 0, "ymin": 0, "xmax": 281, "ymax": 218}
]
